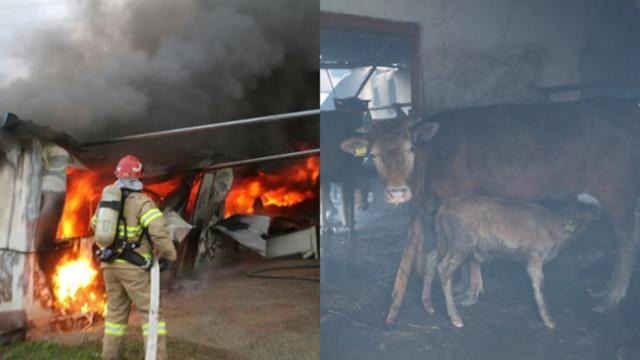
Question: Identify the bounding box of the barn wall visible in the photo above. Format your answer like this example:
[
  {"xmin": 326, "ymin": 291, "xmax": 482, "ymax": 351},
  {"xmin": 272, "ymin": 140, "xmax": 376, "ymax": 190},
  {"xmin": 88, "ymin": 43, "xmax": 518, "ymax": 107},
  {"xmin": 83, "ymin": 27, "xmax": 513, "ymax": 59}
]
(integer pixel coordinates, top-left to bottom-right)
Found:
[
  {"xmin": 322, "ymin": 0, "xmax": 610, "ymax": 112},
  {"xmin": 0, "ymin": 135, "xmax": 69, "ymax": 335},
  {"xmin": 580, "ymin": 0, "xmax": 640, "ymax": 98}
]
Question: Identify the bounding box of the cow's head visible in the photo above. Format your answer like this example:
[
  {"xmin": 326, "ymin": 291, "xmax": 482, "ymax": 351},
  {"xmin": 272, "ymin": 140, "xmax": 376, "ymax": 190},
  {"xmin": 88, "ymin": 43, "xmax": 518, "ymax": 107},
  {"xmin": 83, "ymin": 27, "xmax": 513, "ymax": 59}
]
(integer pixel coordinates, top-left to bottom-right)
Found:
[{"xmin": 341, "ymin": 113, "xmax": 439, "ymax": 205}]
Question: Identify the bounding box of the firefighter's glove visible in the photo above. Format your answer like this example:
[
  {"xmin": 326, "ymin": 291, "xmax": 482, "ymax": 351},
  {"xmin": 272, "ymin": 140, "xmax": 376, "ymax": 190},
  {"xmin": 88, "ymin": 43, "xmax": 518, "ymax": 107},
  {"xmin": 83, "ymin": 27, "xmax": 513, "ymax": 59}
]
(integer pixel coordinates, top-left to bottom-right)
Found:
[{"xmin": 159, "ymin": 258, "xmax": 171, "ymax": 272}]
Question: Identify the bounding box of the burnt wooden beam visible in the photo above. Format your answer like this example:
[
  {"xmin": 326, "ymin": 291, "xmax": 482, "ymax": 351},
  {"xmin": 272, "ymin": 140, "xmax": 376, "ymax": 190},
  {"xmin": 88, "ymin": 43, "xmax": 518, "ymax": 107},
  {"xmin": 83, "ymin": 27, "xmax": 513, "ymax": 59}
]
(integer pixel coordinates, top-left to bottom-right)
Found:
[{"xmin": 176, "ymin": 173, "xmax": 219, "ymax": 276}]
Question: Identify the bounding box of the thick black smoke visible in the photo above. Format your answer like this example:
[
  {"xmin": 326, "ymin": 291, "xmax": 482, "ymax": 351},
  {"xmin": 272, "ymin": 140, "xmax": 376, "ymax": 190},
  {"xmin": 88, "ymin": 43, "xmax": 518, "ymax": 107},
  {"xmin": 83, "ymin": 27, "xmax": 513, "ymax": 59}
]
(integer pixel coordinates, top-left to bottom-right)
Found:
[{"xmin": 0, "ymin": 0, "xmax": 318, "ymax": 141}]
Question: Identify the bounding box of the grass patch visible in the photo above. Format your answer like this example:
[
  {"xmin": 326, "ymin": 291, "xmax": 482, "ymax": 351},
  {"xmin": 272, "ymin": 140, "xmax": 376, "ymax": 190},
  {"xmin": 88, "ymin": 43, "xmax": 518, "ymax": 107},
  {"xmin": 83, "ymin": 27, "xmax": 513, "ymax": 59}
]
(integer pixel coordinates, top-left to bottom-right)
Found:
[
  {"xmin": 0, "ymin": 340, "xmax": 102, "ymax": 360},
  {"xmin": 0, "ymin": 337, "xmax": 230, "ymax": 360},
  {"xmin": 0, "ymin": 339, "xmax": 146, "ymax": 360}
]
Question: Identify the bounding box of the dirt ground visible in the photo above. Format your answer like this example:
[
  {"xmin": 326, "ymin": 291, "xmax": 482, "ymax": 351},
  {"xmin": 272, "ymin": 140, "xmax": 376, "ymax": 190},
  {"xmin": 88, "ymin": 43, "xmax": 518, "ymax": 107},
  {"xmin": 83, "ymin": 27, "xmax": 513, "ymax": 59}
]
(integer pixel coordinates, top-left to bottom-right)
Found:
[
  {"xmin": 37, "ymin": 256, "xmax": 319, "ymax": 360},
  {"xmin": 321, "ymin": 182, "xmax": 640, "ymax": 360}
]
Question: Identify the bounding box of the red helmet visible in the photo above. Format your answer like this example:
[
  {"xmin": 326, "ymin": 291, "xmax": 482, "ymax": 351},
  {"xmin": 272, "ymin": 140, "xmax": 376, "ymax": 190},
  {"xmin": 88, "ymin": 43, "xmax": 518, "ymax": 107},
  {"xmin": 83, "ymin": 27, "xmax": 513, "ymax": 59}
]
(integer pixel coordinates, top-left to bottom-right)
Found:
[{"xmin": 114, "ymin": 155, "xmax": 143, "ymax": 179}]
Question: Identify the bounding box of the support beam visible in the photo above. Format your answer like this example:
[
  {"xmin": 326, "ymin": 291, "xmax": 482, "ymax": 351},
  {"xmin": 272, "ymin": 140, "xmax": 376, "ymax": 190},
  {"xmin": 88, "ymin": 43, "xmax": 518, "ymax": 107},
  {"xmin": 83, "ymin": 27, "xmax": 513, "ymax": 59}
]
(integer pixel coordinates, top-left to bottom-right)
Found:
[
  {"xmin": 200, "ymin": 149, "xmax": 319, "ymax": 172},
  {"xmin": 84, "ymin": 109, "xmax": 320, "ymax": 147}
]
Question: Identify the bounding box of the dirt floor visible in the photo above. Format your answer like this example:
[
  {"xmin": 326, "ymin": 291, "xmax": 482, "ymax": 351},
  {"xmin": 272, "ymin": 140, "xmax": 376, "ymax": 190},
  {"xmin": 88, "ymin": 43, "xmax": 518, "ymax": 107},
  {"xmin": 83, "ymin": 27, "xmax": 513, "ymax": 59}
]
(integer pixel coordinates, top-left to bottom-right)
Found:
[
  {"xmin": 34, "ymin": 256, "xmax": 319, "ymax": 360},
  {"xmin": 321, "ymin": 182, "xmax": 640, "ymax": 360}
]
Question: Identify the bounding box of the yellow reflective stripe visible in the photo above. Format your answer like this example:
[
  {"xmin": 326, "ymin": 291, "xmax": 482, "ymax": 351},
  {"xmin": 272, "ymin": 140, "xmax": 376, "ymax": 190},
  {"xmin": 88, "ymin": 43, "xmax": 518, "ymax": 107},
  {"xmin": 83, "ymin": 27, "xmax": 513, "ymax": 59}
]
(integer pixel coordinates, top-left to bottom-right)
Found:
[
  {"xmin": 143, "ymin": 321, "xmax": 167, "ymax": 336},
  {"xmin": 121, "ymin": 225, "xmax": 141, "ymax": 229},
  {"xmin": 143, "ymin": 329, "xmax": 167, "ymax": 336},
  {"xmin": 142, "ymin": 321, "xmax": 166, "ymax": 329},
  {"xmin": 105, "ymin": 321, "xmax": 127, "ymax": 329},
  {"xmin": 140, "ymin": 209, "xmax": 163, "ymax": 227},
  {"xmin": 113, "ymin": 252, "xmax": 151, "ymax": 264},
  {"xmin": 91, "ymin": 215, "xmax": 97, "ymax": 226},
  {"xmin": 117, "ymin": 225, "xmax": 143, "ymax": 236},
  {"xmin": 104, "ymin": 322, "xmax": 127, "ymax": 336},
  {"xmin": 118, "ymin": 225, "xmax": 142, "ymax": 231},
  {"xmin": 117, "ymin": 231, "xmax": 143, "ymax": 237}
]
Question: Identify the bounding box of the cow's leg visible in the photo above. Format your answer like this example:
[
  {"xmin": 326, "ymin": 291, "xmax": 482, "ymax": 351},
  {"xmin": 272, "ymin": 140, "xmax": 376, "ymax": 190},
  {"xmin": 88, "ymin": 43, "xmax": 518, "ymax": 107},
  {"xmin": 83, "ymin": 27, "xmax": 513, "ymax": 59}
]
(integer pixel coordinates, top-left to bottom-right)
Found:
[
  {"xmin": 458, "ymin": 259, "xmax": 483, "ymax": 307},
  {"xmin": 421, "ymin": 250, "xmax": 439, "ymax": 313},
  {"xmin": 593, "ymin": 200, "xmax": 639, "ymax": 312},
  {"xmin": 438, "ymin": 252, "xmax": 466, "ymax": 328},
  {"xmin": 358, "ymin": 178, "xmax": 370, "ymax": 211},
  {"xmin": 320, "ymin": 182, "xmax": 334, "ymax": 234},
  {"xmin": 342, "ymin": 178, "xmax": 355, "ymax": 241},
  {"xmin": 354, "ymin": 187, "xmax": 363, "ymax": 210},
  {"xmin": 593, "ymin": 231, "xmax": 638, "ymax": 312},
  {"xmin": 527, "ymin": 256, "xmax": 555, "ymax": 329},
  {"xmin": 385, "ymin": 219, "xmax": 419, "ymax": 326}
]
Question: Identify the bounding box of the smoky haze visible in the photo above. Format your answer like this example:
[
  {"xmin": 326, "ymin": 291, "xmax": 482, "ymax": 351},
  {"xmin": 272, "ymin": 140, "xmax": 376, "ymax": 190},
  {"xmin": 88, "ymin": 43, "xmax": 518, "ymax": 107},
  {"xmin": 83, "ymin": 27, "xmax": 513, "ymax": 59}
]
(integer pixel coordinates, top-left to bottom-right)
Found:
[{"xmin": 0, "ymin": 0, "xmax": 318, "ymax": 141}]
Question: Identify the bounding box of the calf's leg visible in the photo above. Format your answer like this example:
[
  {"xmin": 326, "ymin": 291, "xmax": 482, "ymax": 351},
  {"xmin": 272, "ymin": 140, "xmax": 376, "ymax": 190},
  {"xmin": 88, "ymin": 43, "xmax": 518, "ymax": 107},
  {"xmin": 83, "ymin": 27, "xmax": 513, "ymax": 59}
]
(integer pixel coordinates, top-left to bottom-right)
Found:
[
  {"xmin": 411, "ymin": 216, "xmax": 426, "ymax": 277},
  {"xmin": 423, "ymin": 221, "xmax": 449, "ymax": 313},
  {"xmin": 527, "ymin": 257, "xmax": 555, "ymax": 329},
  {"xmin": 453, "ymin": 261, "xmax": 470, "ymax": 295},
  {"xmin": 421, "ymin": 250, "xmax": 438, "ymax": 313},
  {"xmin": 458, "ymin": 259, "xmax": 483, "ymax": 307},
  {"xmin": 438, "ymin": 252, "xmax": 466, "ymax": 328}
]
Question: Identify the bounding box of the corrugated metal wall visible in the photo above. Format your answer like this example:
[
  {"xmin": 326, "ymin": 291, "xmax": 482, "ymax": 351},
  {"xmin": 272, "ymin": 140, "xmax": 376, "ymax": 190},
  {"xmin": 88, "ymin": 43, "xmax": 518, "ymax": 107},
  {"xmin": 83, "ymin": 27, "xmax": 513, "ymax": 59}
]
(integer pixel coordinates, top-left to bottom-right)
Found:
[{"xmin": 0, "ymin": 136, "xmax": 69, "ymax": 337}]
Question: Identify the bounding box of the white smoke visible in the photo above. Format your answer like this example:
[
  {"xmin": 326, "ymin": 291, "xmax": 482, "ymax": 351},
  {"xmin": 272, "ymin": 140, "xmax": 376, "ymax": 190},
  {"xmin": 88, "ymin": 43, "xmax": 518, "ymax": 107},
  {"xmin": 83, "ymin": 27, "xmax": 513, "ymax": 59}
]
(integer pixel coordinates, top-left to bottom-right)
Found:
[{"xmin": 0, "ymin": 0, "xmax": 318, "ymax": 140}]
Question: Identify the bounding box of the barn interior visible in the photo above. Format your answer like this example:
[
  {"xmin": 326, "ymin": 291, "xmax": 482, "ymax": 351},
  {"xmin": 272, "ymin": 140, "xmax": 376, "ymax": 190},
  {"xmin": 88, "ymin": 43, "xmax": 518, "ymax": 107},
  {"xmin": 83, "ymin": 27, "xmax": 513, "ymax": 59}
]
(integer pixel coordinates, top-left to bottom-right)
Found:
[
  {"xmin": 320, "ymin": 1, "xmax": 640, "ymax": 359},
  {"xmin": 0, "ymin": 1, "xmax": 320, "ymax": 358}
]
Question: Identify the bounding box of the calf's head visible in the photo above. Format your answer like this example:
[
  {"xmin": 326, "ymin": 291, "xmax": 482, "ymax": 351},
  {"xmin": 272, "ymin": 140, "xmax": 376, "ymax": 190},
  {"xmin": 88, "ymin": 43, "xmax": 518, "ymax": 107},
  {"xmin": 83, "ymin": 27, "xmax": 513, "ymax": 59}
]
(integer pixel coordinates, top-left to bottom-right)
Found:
[
  {"xmin": 341, "ymin": 115, "xmax": 439, "ymax": 205},
  {"xmin": 558, "ymin": 193, "xmax": 603, "ymax": 235}
]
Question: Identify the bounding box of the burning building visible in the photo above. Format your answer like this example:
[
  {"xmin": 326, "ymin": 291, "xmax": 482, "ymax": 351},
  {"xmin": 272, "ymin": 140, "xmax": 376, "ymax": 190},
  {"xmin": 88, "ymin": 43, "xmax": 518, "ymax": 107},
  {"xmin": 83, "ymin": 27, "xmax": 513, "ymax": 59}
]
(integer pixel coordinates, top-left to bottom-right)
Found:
[{"xmin": 0, "ymin": 108, "xmax": 319, "ymax": 341}]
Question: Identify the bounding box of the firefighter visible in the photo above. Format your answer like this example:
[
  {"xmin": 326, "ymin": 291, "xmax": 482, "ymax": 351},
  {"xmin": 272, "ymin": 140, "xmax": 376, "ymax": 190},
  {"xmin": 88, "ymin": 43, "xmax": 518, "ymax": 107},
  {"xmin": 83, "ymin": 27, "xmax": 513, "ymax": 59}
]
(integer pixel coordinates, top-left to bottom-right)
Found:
[{"xmin": 91, "ymin": 155, "xmax": 177, "ymax": 360}]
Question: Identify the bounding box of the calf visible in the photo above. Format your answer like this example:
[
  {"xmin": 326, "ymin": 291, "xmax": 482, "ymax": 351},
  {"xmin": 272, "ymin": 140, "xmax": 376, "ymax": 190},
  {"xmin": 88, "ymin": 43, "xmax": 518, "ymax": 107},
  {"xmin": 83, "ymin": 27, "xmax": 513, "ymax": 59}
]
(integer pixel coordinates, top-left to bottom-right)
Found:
[{"xmin": 423, "ymin": 194, "xmax": 602, "ymax": 329}]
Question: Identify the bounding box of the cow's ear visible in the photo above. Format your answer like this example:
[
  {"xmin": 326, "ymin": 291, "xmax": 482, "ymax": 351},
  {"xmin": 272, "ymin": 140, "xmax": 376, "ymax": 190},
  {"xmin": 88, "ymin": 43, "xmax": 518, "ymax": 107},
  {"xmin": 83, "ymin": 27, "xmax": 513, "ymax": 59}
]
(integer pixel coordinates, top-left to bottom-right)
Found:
[
  {"xmin": 413, "ymin": 122, "xmax": 439, "ymax": 143},
  {"xmin": 341, "ymin": 137, "xmax": 369, "ymax": 157}
]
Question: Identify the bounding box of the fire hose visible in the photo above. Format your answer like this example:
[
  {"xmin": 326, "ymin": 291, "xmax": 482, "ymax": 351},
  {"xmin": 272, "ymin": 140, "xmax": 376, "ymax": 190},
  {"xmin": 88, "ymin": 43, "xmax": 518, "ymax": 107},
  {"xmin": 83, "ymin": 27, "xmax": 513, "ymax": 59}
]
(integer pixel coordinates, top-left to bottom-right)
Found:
[
  {"xmin": 247, "ymin": 264, "xmax": 319, "ymax": 282},
  {"xmin": 145, "ymin": 258, "xmax": 160, "ymax": 360}
]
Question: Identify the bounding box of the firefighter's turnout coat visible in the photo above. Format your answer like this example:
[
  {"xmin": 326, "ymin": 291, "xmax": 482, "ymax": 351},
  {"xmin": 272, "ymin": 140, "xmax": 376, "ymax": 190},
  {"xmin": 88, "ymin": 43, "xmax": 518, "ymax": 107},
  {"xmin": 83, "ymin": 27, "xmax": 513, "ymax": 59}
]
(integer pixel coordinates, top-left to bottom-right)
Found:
[{"xmin": 91, "ymin": 189, "xmax": 177, "ymax": 360}]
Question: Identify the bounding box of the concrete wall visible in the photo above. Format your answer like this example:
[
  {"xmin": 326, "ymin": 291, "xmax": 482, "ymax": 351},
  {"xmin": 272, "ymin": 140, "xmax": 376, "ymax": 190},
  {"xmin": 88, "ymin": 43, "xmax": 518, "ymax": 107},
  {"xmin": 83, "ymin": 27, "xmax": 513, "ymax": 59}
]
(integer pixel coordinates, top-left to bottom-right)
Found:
[{"xmin": 322, "ymin": 0, "xmax": 593, "ymax": 112}]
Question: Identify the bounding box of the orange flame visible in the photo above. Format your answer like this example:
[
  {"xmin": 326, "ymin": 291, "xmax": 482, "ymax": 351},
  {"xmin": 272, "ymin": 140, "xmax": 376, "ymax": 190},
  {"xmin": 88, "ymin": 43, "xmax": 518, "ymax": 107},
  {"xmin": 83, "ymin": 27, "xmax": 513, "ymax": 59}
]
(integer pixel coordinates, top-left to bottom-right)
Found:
[
  {"xmin": 145, "ymin": 176, "xmax": 184, "ymax": 202},
  {"xmin": 224, "ymin": 156, "xmax": 319, "ymax": 217},
  {"xmin": 56, "ymin": 168, "xmax": 111, "ymax": 239},
  {"xmin": 52, "ymin": 256, "xmax": 106, "ymax": 315}
]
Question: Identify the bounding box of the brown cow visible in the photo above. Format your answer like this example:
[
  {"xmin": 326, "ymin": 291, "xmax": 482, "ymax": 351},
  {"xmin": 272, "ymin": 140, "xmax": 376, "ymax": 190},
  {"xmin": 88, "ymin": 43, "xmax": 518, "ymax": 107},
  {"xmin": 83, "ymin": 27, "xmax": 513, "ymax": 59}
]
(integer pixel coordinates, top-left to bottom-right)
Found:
[
  {"xmin": 425, "ymin": 194, "xmax": 602, "ymax": 329},
  {"xmin": 341, "ymin": 97, "xmax": 640, "ymax": 326}
]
